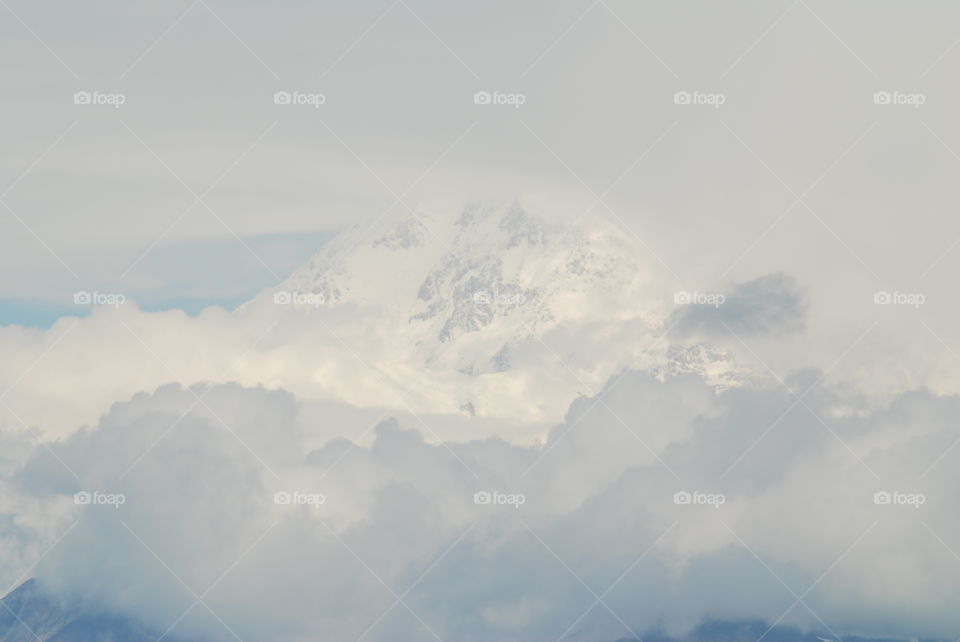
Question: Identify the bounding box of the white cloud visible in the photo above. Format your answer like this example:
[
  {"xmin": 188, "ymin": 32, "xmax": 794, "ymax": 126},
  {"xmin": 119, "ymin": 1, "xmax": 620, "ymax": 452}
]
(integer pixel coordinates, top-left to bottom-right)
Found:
[{"xmin": 0, "ymin": 369, "xmax": 956, "ymax": 640}]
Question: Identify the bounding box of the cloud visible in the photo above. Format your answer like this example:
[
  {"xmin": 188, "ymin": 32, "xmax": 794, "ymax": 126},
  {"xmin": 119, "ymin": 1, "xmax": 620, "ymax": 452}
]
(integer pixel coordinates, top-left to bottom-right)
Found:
[
  {"xmin": 2, "ymin": 369, "xmax": 958, "ymax": 641},
  {"xmin": 670, "ymin": 273, "xmax": 807, "ymax": 339}
]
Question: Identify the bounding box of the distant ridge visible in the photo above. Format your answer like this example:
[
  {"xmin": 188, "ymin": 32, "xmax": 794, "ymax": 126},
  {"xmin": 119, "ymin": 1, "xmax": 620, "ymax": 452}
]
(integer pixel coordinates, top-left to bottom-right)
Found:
[{"xmin": 0, "ymin": 579, "xmax": 190, "ymax": 642}]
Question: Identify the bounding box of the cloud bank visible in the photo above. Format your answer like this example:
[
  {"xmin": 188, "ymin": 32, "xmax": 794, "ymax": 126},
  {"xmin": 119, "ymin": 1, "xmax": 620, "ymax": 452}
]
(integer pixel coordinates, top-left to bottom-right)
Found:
[{"xmin": 1, "ymin": 368, "xmax": 956, "ymax": 641}]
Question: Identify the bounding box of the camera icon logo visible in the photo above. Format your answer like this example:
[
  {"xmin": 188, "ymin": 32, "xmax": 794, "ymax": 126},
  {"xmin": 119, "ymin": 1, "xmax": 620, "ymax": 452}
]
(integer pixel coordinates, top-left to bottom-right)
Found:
[
  {"xmin": 274, "ymin": 91, "xmax": 292, "ymax": 105},
  {"xmin": 673, "ymin": 491, "xmax": 692, "ymax": 505},
  {"xmin": 673, "ymin": 290, "xmax": 692, "ymax": 305},
  {"xmin": 274, "ymin": 491, "xmax": 292, "ymax": 505},
  {"xmin": 274, "ymin": 290, "xmax": 292, "ymax": 305},
  {"xmin": 73, "ymin": 290, "xmax": 91, "ymax": 305},
  {"xmin": 473, "ymin": 491, "xmax": 492, "ymax": 505},
  {"xmin": 673, "ymin": 91, "xmax": 692, "ymax": 105},
  {"xmin": 73, "ymin": 91, "xmax": 91, "ymax": 105},
  {"xmin": 73, "ymin": 491, "xmax": 92, "ymax": 505},
  {"xmin": 473, "ymin": 91, "xmax": 492, "ymax": 105},
  {"xmin": 873, "ymin": 91, "xmax": 892, "ymax": 105},
  {"xmin": 873, "ymin": 491, "xmax": 892, "ymax": 505},
  {"xmin": 873, "ymin": 290, "xmax": 891, "ymax": 305},
  {"xmin": 473, "ymin": 290, "xmax": 491, "ymax": 305}
]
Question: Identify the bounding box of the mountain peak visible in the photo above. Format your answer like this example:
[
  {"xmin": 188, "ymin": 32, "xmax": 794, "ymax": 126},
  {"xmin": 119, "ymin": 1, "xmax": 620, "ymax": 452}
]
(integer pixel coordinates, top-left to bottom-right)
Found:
[{"xmin": 245, "ymin": 202, "xmax": 739, "ymax": 424}]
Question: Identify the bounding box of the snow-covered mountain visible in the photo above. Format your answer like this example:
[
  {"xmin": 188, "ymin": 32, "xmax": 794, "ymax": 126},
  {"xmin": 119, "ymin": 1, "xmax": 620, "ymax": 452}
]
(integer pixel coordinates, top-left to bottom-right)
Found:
[
  {"xmin": 281, "ymin": 203, "xmax": 649, "ymax": 347},
  {"xmin": 248, "ymin": 203, "xmax": 739, "ymax": 427},
  {"xmin": 279, "ymin": 203, "xmax": 662, "ymax": 345}
]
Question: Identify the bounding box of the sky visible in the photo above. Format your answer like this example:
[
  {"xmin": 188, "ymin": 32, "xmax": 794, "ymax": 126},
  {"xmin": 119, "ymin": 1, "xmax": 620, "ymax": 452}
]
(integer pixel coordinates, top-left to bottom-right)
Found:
[{"xmin": 2, "ymin": 1, "xmax": 960, "ymax": 641}]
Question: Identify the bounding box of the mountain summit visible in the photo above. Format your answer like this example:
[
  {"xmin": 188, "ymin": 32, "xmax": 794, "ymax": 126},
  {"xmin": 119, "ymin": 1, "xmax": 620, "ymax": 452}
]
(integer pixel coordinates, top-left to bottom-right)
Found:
[{"xmin": 251, "ymin": 203, "xmax": 738, "ymax": 426}]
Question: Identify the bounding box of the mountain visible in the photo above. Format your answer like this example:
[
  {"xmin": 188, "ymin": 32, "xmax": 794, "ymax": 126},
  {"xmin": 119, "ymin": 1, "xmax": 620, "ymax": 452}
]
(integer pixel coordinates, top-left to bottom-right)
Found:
[
  {"xmin": 625, "ymin": 619, "xmax": 935, "ymax": 642},
  {"xmin": 0, "ymin": 582, "xmax": 932, "ymax": 642},
  {"xmin": 250, "ymin": 203, "xmax": 740, "ymax": 425},
  {"xmin": 0, "ymin": 579, "xmax": 187, "ymax": 642}
]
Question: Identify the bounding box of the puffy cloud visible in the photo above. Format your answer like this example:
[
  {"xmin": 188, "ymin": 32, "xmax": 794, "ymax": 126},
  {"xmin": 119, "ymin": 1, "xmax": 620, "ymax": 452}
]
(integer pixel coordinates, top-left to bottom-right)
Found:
[{"xmin": 1, "ymin": 369, "xmax": 957, "ymax": 641}]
